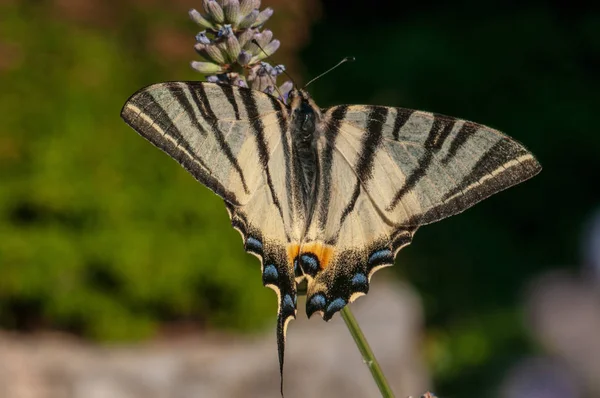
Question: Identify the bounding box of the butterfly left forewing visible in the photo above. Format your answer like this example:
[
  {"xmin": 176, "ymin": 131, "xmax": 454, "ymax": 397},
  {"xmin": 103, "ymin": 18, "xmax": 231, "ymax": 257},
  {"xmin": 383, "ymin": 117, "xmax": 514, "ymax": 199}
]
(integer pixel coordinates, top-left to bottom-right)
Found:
[{"xmin": 121, "ymin": 82, "xmax": 288, "ymax": 206}]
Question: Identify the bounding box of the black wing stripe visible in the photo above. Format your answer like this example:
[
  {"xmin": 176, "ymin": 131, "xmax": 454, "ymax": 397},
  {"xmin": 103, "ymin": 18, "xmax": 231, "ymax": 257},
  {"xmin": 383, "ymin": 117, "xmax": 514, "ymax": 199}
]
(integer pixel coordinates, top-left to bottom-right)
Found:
[
  {"xmin": 339, "ymin": 182, "xmax": 360, "ymax": 227},
  {"xmin": 318, "ymin": 105, "xmax": 348, "ymax": 229},
  {"xmin": 441, "ymin": 137, "xmax": 529, "ymax": 201},
  {"xmin": 219, "ymin": 84, "xmax": 241, "ymax": 120},
  {"xmin": 133, "ymin": 91, "xmax": 197, "ymax": 154},
  {"xmin": 269, "ymin": 96, "xmax": 295, "ymax": 222},
  {"xmin": 193, "ymin": 84, "xmax": 251, "ymax": 194},
  {"xmin": 441, "ymin": 121, "xmax": 479, "ymax": 165},
  {"xmin": 408, "ymin": 142, "xmax": 540, "ymax": 225},
  {"xmin": 239, "ymin": 89, "xmax": 286, "ymax": 224},
  {"xmin": 391, "ymin": 108, "xmax": 415, "ymax": 141},
  {"xmin": 166, "ymin": 85, "xmax": 207, "ymax": 138},
  {"xmin": 356, "ymin": 107, "xmax": 389, "ymax": 181},
  {"xmin": 338, "ymin": 106, "xmax": 388, "ymax": 227},
  {"xmin": 122, "ymin": 93, "xmax": 238, "ymax": 204},
  {"xmin": 388, "ymin": 114, "xmax": 456, "ymax": 211}
]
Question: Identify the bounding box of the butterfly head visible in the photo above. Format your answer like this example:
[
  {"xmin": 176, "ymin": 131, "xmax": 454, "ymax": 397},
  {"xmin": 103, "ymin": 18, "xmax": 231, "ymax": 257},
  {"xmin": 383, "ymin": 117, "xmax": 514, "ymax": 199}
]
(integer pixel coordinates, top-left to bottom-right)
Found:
[
  {"xmin": 287, "ymin": 88, "xmax": 311, "ymax": 106},
  {"xmin": 288, "ymin": 89, "xmax": 321, "ymax": 134}
]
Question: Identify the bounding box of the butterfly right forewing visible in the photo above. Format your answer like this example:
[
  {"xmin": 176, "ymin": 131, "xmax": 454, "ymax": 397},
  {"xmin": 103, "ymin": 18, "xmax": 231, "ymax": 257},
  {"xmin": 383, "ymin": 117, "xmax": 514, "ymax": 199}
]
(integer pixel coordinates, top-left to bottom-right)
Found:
[
  {"xmin": 335, "ymin": 105, "xmax": 542, "ymax": 226},
  {"xmin": 299, "ymin": 104, "xmax": 541, "ymax": 320}
]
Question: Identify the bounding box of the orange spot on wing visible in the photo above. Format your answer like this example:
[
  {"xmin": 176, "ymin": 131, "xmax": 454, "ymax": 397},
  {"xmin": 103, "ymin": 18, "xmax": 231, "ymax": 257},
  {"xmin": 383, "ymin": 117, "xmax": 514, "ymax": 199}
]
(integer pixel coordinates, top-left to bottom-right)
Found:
[
  {"xmin": 300, "ymin": 241, "xmax": 334, "ymax": 270},
  {"xmin": 287, "ymin": 243, "xmax": 300, "ymax": 265}
]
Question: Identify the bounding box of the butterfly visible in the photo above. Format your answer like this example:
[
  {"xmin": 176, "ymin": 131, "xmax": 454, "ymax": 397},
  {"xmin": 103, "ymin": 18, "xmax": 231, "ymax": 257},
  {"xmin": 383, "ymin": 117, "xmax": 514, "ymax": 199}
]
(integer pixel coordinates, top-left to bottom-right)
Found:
[{"xmin": 121, "ymin": 81, "xmax": 541, "ymax": 393}]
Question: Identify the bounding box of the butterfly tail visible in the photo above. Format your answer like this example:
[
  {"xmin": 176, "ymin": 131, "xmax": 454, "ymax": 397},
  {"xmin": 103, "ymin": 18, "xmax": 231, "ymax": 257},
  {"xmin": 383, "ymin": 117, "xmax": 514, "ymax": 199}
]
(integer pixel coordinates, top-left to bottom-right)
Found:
[
  {"xmin": 276, "ymin": 290, "xmax": 296, "ymax": 397},
  {"xmin": 276, "ymin": 312, "xmax": 286, "ymax": 397}
]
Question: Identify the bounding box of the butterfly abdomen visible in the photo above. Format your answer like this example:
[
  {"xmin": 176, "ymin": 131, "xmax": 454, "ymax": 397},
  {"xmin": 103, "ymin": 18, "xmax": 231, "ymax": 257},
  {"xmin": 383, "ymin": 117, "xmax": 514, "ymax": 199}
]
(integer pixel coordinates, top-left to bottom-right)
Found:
[{"xmin": 289, "ymin": 95, "xmax": 321, "ymax": 215}]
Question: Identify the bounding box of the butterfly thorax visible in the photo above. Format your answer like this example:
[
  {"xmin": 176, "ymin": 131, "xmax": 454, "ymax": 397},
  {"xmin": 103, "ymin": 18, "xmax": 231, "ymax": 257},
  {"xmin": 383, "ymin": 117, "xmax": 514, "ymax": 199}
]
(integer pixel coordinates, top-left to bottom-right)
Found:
[{"xmin": 288, "ymin": 89, "xmax": 322, "ymax": 216}]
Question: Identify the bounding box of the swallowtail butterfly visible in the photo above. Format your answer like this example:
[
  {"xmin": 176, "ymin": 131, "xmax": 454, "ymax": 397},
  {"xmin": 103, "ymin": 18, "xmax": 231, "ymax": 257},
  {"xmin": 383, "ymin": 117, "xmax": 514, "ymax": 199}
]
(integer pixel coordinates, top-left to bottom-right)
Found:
[{"xmin": 121, "ymin": 81, "xmax": 541, "ymax": 393}]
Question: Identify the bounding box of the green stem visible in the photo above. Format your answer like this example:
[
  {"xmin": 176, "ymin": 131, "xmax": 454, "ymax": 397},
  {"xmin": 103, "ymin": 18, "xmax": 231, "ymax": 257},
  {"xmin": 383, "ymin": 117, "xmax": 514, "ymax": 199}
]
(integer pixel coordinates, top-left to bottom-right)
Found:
[{"xmin": 340, "ymin": 305, "xmax": 395, "ymax": 398}]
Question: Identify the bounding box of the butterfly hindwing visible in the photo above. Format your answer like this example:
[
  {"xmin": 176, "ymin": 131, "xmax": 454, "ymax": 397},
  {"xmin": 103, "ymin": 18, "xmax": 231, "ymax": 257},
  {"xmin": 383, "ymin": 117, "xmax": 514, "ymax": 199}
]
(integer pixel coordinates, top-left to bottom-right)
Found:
[{"xmin": 300, "ymin": 104, "xmax": 541, "ymax": 319}]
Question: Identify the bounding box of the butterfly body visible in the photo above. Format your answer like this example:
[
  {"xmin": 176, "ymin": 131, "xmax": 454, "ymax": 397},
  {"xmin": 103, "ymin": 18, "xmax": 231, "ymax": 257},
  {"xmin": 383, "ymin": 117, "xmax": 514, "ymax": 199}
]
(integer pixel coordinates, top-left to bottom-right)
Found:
[
  {"xmin": 289, "ymin": 90, "xmax": 320, "ymax": 214},
  {"xmin": 121, "ymin": 81, "xmax": 540, "ymax": 392}
]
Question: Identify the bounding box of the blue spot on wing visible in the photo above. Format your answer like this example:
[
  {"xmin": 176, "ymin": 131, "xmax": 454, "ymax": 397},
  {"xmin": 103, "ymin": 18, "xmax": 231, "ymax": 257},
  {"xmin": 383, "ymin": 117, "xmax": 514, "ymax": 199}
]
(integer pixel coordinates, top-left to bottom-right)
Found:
[
  {"xmin": 263, "ymin": 264, "xmax": 278, "ymax": 283},
  {"xmin": 245, "ymin": 236, "xmax": 263, "ymax": 253},
  {"xmin": 326, "ymin": 298, "xmax": 347, "ymax": 315},
  {"xmin": 282, "ymin": 294, "xmax": 295, "ymax": 312},
  {"xmin": 306, "ymin": 293, "xmax": 326, "ymax": 317},
  {"xmin": 351, "ymin": 273, "xmax": 368, "ymax": 286},
  {"xmin": 368, "ymin": 248, "xmax": 393, "ymax": 266},
  {"xmin": 300, "ymin": 254, "xmax": 319, "ymax": 273},
  {"xmin": 310, "ymin": 294, "xmax": 326, "ymax": 308}
]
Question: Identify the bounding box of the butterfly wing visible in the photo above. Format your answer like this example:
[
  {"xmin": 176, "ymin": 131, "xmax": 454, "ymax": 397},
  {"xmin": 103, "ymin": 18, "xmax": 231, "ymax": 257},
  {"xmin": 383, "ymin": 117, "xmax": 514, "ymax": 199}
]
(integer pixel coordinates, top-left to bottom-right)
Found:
[
  {"xmin": 300, "ymin": 104, "xmax": 541, "ymax": 320},
  {"xmin": 121, "ymin": 82, "xmax": 298, "ymax": 388}
]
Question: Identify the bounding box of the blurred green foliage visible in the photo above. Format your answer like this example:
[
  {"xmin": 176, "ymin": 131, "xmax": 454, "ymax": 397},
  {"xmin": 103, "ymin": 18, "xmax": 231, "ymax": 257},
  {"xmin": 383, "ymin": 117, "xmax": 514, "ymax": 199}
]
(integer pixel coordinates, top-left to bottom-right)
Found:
[
  {"xmin": 1, "ymin": 0, "xmax": 599, "ymax": 397},
  {"xmin": 0, "ymin": 0, "xmax": 283, "ymax": 340}
]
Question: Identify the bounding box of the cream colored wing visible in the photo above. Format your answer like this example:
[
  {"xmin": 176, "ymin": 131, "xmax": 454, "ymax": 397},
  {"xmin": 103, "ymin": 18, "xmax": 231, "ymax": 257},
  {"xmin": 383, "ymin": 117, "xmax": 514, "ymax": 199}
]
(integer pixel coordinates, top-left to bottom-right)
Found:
[
  {"xmin": 122, "ymin": 81, "xmax": 286, "ymax": 206},
  {"xmin": 299, "ymin": 104, "xmax": 541, "ymax": 320},
  {"xmin": 121, "ymin": 82, "xmax": 299, "ymax": 389}
]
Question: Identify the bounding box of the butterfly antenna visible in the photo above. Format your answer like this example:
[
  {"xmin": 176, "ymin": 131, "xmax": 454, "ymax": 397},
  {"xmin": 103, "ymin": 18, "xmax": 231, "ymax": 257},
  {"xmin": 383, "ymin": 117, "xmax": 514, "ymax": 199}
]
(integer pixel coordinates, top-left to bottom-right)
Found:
[
  {"xmin": 251, "ymin": 39, "xmax": 297, "ymax": 96},
  {"xmin": 303, "ymin": 56, "xmax": 355, "ymax": 88}
]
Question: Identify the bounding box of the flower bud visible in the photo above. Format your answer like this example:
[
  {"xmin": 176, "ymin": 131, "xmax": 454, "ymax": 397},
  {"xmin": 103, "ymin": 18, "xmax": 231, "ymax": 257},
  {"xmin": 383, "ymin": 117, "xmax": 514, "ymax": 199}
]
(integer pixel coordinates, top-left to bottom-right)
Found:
[
  {"xmin": 203, "ymin": 43, "xmax": 227, "ymax": 64},
  {"xmin": 207, "ymin": 0, "xmax": 225, "ymax": 23},
  {"xmin": 237, "ymin": 50, "xmax": 252, "ymax": 66},
  {"xmin": 202, "ymin": 0, "xmax": 211, "ymax": 13},
  {"xmin": 225, "ymin": 34, "xmax": 241, "ymax": 62},
  {"xmin": 238, "ymin": 9, "xmax": 258, "ymax": 29},
  {"xmin": 245, "ymin": 38, "xmax": 260, "ymax": 55},
  {"xmin": 189, "ymin": 9, "xmax": 215, "ymax": 29},
  {"xmin": 195, "ymin": 31, "xmax": 211, "ymax": 45},
  {"xmin": 279, "ymin": 81, "xmax": 293, "ymax": 103},
  {"xmin": 251, "ymin": 39, "xmax": 279, "ymax": 62},
  {"xmin": 252, "ymin": 7, "xmax": 273, "ymax": 27},
  {"xmin": 257, "ymin": 30, "xmax": 272, "ymax": 47},
  {"xmin": 239, "ymin": 0, "xmax": 255, "ymax": 17},
  {"xmin": 224, "ymin": 0, "xmax": 241, "ymax": 25},
  {"xmin": 238, "ymin": 28, "xmax": 255, "ymax": 47},
  {"xmin": 194, "ymin": 42, "xmax": 205, "ymax": 53},
  {"xmin": 191, "ymin": 61, "xmax": 224, "ymax": 74}
]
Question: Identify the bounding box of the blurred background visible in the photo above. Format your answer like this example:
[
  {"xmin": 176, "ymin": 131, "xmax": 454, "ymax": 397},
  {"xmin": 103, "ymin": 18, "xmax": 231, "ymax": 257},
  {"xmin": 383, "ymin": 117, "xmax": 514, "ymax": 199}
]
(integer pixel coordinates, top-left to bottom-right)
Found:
[{"xmin": 1, "ymin": 0, "xmax": 599, "ymax": 397}]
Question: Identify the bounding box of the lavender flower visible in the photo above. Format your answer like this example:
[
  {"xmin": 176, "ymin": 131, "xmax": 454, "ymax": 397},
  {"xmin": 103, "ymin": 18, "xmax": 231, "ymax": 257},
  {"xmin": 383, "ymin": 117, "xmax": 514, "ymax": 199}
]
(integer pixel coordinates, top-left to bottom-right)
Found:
[{"xmin": 189, "ymin": 0, "xmax": 291, "ymax": 102}]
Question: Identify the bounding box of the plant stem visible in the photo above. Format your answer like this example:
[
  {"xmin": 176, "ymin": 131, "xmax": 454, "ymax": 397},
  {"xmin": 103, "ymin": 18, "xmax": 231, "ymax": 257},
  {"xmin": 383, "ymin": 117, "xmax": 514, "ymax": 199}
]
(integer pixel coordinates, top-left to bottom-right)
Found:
[{"xmin": 340, "ymin": 305, "xmax": 395, "ymax": 398}]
